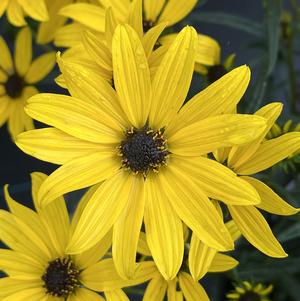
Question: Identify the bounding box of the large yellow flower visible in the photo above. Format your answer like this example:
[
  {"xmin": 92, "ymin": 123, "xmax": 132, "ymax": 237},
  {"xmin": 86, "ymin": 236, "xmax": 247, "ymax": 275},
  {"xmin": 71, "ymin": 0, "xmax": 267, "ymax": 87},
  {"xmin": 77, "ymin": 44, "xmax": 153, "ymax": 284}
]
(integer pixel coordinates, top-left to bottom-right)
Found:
[
  {"xmin": 17, "ymin": 25, "xmax": 267, "ymax": 280},
  {"xmin": 213, "ymin": 102, "xmax": 300, "ymax": 258},
  {"xmin": 0, "ymin": 0, "xmax": 48, "ymax": 26},
  {"xmin": 140, "ymin": 221, "xmax": 240, "ymax": 301},
  {"xmin": 0, "ymin": 27, "xmax": 55, "ymax": 140},
  {"xmin": 0, "ymin": 172, "xmax": 157, "ymax": 300}
]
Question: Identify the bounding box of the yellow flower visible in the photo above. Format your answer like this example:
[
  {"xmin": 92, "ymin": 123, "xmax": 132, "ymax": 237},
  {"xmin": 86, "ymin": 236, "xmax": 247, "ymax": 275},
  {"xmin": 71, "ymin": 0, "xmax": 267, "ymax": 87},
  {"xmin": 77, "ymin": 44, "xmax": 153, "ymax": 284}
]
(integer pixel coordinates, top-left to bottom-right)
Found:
[
  {"xmin": 226, "ymin": 281, "xmax": 273, "ymax": 301},
  {"xmin": 0, "ymin": 0, "xmax": 48, "ymax": 26},
  {"xmin": 214, "ymin": 102, "xmax": 300, "ymax": 258},
  {"xmin": 17, "ymin": 25, "xmax": 267, "ymax": 280},
  {"xmin": 0, "ymin": 172, "xmax": 157, "ymax": 300},
  {"xmin": 140, "ymin": 221, "xmax": 240, "ymax": 300},
  {"xmin": 0, "ymin": 27, "xmax": 55, "ymax": 140}
]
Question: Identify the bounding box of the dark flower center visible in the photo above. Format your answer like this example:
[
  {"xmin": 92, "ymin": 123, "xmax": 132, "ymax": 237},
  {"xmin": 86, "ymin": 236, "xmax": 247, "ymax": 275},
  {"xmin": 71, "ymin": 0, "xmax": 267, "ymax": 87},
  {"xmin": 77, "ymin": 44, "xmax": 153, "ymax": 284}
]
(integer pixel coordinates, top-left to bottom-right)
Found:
[
  {"xmin": 42, "ymin": 258, "xmax": 79, "ymax": 297},
  {"xmin": 207, "ymin": 64, "xmax": 227, "ymax": 83},
  {"xmin": 240, "ymin": 292, "xmax": 261, "ymax": 301},
  {"xmin": 4, "ymin": 73, "xmax": 24, "ymax": 98},
  {"xmin": 143, "ymin": 20, "xmax": 156, "ymax": 32},
  {"xmin": 119, "ymin": 127, "xmax": 169, "ymax": 176}
]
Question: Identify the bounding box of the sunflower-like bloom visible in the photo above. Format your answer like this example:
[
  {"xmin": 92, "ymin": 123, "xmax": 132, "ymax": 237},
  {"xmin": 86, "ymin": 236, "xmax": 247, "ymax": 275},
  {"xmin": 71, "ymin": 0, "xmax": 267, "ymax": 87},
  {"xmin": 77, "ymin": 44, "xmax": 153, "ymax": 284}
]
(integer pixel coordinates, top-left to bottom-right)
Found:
[
  {"xmin": 226, "ymin": 281, "xmax": 273, "ymax": 301},
  {"xmin": 0, "ymin": 27, "xmax": 55, "ymax": 140},
  {"xmin": 0, "ymin": 0, "xmax": 48, "ymax": 26},
  {"xmin": 17, "ymin": 25, "xmax": 267, "ymax": 280},
  {"xmin": 214, "ymin": 102, "xmax": 300, "ymax": 258},
  {"xmin": 0, "ymin": 172, "xmax": 157, "ymax": 300},
  {"xmin": 140, "ymin": 220, "xmax": 240, "ymax": 301}
]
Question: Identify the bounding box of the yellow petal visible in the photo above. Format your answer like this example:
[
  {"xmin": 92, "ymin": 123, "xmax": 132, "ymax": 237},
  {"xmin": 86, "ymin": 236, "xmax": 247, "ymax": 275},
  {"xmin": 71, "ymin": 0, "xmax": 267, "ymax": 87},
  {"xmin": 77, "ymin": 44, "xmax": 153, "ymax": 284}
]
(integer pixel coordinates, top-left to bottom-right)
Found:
[
  {"xmin": 161, "ymin": 165, "xmax": 234, "ymax": 251},
  {"xmin": 16, "ymin": 128, "xmax": 108, "ymax": 165},
  {"xmin": 113, "ymin": 176, "xmax": 145, "ymax": 279},
  {"xmin": 167, "ymin": 278, "xmax": 178, "ymax": 301},
  {"xmin": 171, "ymin": 156, "xmax": 260, "ymax": 206},
  {"xmin": 168, "ymin": 114, "xmax": 267, "ymax": 156},
  {"xmin": 166, "ymin": 66, "xmax": 250, "ymax": 137},
  {"xmin": 2, "ymin": 287, "xmax": 45, "ymax": 301},
  {"xmin": 226, "ymin": 220, "xmax": 241, "ymax": 242},
  {"xmin": 69, "ymin": 288, "xmax": 105, "ymax": 301},
  {"xmin": 144, "ymin": 174, "xmax": 184, "ymax": 280},
  {"xmin": 137, "ymin": 232, "xmax": 151, "ymax": 256},
  {"xmin": 18, "ymin": 0, "xmax": 49, "ymax": 21},
  {"xmin": 98, "ymin": 0, "xmax": 130, "ymax": 22},
  {"xmin": 188, "ymin": 232, "xmax": 217, "ymax": 280},
  {"xmin": 80, "ymin": 259, "xmax": 157, "ymax": 291},
  {"xmin": 25, "ymin": 52, "xmax": 55, "ymax": 84},
  {"xmin": 242, "ymin": 176, "xmax": 299, "ymax": 215},
  {"xmin": 236, "ymin": 132, "xmax": 300, "ymax": 174},
  {"xmin": 143, "ymin": 275, "xmax": 167, "ymax": 301},
  {"xmin": 208, "ymin": 253, "xmax": 239, "ymax": 272},
  {"xmin": 158, "ymin": 0, "xmax": 197, "ymax": 26},
  {"xmin": 178, "ymin": 272, "xmax": 210, "ymax": 301},
  {"xmin": 144, "ymin": 0, "xmax": 165, "ymax": 22},
  {"xmin": 228, "ymin": 102, "xmax": 283, "ymax": 168},
  {"xmin": 7, "ymin": 0, "xmax": 26, "ymax": 27},
  {"xmin": 149, "ymin": 26, "xmax": 197, "ymax": 129},
  {"xmin": 0, "ymin": 95, "xmax": 10, "ymax": 127},
  {"xmin": 228, "ymin": 205, "xmax": 287, "ymax": 258},
  {"xmin": 128, "ymin": 0, "xmax": 143, "ymax": 38},
  {"xmin": 67, "ymin": 171, "xmax": 132, "ymax": 253},
  {"xmin": 25, "ymin": 93, "xmax": 123, "ymax": 143},
  {"xmin": 59, "ymin": 3, "xmax": 105, "ymax": 32},
  {"xmin": 15, "ymin": 27, "xmax": 32, "ymax": 77},
  {"xmin": 105, "ymin": 7, "xmax": 118, "ymax": 50},
  {"xmin": 38, "ymin": 151, "xmax": 120, "ymax": 207},
  {"xmin": 0, "ymin": 36, "xmax": 13, "ymax": 73},
  {"xmin": 0, "ymin": 0, "xmax": 8, "ymax": 18},
  {"xmin": 112, "ymin": 24, "xmax": 151, "ymax": 128},
  {"xmin": 104, "ymin": 289, "xmax": 129, "ymax": 301},
  {"xmin": 54, "ymin": 22, "xmax": 85, "ymax": 48}
]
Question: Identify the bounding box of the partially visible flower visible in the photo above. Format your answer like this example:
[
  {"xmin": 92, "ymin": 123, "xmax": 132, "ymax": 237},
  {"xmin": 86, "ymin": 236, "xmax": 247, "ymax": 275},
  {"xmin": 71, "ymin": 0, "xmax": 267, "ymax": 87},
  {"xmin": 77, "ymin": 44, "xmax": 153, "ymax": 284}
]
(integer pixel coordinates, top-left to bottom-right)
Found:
[
  {"xmin": 0, "ymin": 0, "xmax": 48, "ymax": 27},
  {"xmin": 226, "ymin": 281, "xmax": 273, "ymax": 301},
  {"xmin": 214, "ymin": 103, "xmax": 300, "ymax": 258},
  {"xmin": 0, "ymin": 172, "xmax": 157, "ymax": 300},
  {"xmin": 0, "ymin": 27, "xmax": 55, "ymax": 140},
  {"xmin": 140, "ymin": 220, "xmax": 240, "ymax": 301}
]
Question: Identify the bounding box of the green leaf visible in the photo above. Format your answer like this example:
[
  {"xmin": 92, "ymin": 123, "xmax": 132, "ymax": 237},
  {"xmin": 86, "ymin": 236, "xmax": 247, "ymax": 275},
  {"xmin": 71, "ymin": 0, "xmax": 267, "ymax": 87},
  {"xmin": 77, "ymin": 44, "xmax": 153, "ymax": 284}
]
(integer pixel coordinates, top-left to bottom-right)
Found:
[
  {"xmin": 189, "ymin": 12, "xmax": 263, "ymax": 37},
  {"xmin": 263, "ymin": 0, "xmax": 282, "ymax": 75}
]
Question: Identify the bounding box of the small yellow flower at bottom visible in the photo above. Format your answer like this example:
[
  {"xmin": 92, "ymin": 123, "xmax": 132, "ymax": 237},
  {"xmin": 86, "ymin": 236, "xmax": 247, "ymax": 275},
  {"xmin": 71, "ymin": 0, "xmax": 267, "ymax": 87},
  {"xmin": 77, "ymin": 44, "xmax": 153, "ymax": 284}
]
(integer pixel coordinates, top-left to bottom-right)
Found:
[
  {"xmin": 226, "ymin": 281, "xmax": 273, "ymax": 301},
  {"xmin": 0, "ymin": 27, "xmax": 55, "ymax": 140},
  {"xmin": 0, "ymin": 172, "xmax": 157, "ymax": 300}
]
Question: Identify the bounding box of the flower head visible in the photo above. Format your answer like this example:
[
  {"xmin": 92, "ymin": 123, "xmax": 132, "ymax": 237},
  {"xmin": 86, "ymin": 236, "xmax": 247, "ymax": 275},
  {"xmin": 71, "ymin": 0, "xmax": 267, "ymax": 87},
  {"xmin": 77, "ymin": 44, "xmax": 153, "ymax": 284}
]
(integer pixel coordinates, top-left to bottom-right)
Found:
[
  {"xmin": 17, "ymin": 25, "xmax": 267, "ymax": 280},
  {"xmin": 0, "ymin": 27, "xmax": 55, "ymax": 140},
  {"xmin": 0, "ymin": 172, "xmax": 156, "ymax": 300}
]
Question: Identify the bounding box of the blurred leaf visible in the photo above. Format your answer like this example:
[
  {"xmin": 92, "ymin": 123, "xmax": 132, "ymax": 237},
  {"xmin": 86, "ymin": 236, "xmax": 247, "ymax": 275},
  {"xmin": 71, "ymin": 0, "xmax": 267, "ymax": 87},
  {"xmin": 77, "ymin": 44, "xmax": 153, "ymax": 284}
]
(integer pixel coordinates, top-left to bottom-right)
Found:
[
  {"xmin": 278, "ymin": 222, "xmax": 300, "ymax": 242},
  {"xmin": 263, "ymin": 0, "xmax": 282, "ymax": 75},
  {"xmin": 189, "ymin": 12, "xmax": 263, "ymax": 37}
]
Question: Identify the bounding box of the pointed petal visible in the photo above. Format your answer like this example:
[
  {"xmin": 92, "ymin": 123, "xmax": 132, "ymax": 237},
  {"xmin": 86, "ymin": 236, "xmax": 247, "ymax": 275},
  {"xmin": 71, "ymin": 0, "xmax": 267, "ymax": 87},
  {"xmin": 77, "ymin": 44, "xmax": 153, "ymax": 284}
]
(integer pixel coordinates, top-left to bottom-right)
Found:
[
  {"xmin": 54, "ymin": 22, "xmax": 85, "ymax": 48},
  {"xmin": 18, "ymin": 0, "xmax": 49, "ymax": 21},
  {"xmin": 25, "ymin": 93, "xmax": 123, "ymax": 143},
  {"xmin": 188, "ymin": 232, "xmax": 217, "ymax": 280},
  {"xmin": 178, "ymin": 272, "xmax": 210, "ymax": 301},
  {"xmin": 166, "ymin": 66, "xmax": 250, "ymax": 137},
  {"xmin": 0, "ymin": 0, "xmax": 8, "ymax": 18},
  {"xmin": 16, "ymin": 128, "xmax": 108, "ymax": 165},
  {"xmin": 113, "ymin": 176, "xmax": 145, "ymax": 279},
  {"xmin": 104, "ymin": 289, "xmax": 129, "ymax": 301},
  {"xmin": 38, "ymin": 151, "xmax": 120, "ymax": 207},
  {"xmin": 143, "ymin": 276, "xmax": 167, "ymax": 301},
  {"xmin": 228, "ymin": 102, "xmax": 283, "ymax": 168},
  {"xmin": 235, "ymin": 132, "xmax": 300, "ymax": 175},
  {"xmin": 15, "ymin": 27, "xmax": 32, "ymax": 77},
  {"xmin": 161, "ymin": 165, "xmax": 234, "ymax": 251},
  {"xmin": 7, "ymin": 0, "xmax": 26, "ymax": 27},
  {"xmin": 158, "ymin": 0, "xmax": 197, "ymax": 26},
  {"xmin": 128, "ymin": 0, "xmax": 143, "ymax": 38},
  {"xmin": 144, "ymin": 174, "xmax": 184, "ymax": 280},
  {"xmin": 59, "ymin": 3, "xmax": 105, "ymax": 32},
  {"xmin": 80, "ymin": 259, "xmax": 157, "ymax": 291},
  {"xmin": 168, "ymin": 114, "xmax": 267, "ymax": 156},
  {"xmin": 67, "ymin": 171, "xmax": 132, "ymax": 253},
  {"xmin": 228, "ymin": 205, "xmax": 287, "ymax": 258},
  {"xmin": 149, "ymin": 26, "xmax": 197, "ymax": 129},
  {"xmin": 105, "ymin": 7, "xmax": 118, "ymax": 50},
  {"xmin": 0, "ymin": 36, "xmax": 13, "ymax": 73},
  {"xmin": 68, "ymin": 288, "xmax": 105, "ymax": 301},
  {"xmin": 171, "ymin": 156, "xmax": 260, "ymax": 205},
  {"xmin": 24, "ymin": 52, "xmax": 55, "ymax": 84},
  {"xmin": 137, "ymin": 232, "xmax": 151, "ymax": 256},
  {"xmin": 242, "ymin": 176, "xmax": 299, "ymax": 216},
  {"xmin": 98, "ymin": 0, "xmax": 130, "ymax": 21},
  {"xmin": 144, "ymin": 0, "xmax": 165, "ymax": 22},
  {"xmin": 112, "ymin": 24, "xmax": 151, "ymax": 128},
  {"xmin": 208, "ymin": 253, "xmax": 239, "ymax": 272}
]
